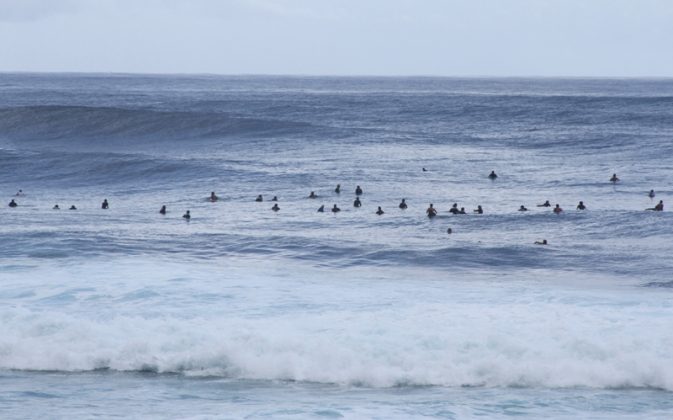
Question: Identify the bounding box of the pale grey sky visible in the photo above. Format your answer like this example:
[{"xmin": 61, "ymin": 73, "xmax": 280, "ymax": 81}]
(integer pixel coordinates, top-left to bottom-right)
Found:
[{"xmin": 1, "ymin": 0, "xmax": 672, "ymax": 76}]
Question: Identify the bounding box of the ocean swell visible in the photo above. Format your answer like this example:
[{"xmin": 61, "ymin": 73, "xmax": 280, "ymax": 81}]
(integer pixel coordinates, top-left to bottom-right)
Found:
[{"xmin": 0, "ymin": 105, "xmax": 313, "ymax": 144}]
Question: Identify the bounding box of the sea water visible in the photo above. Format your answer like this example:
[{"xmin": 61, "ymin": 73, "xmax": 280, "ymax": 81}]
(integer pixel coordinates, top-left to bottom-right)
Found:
[{"xmin": 1, "ymin": 74, "xmax": 673, "ymax": 418}]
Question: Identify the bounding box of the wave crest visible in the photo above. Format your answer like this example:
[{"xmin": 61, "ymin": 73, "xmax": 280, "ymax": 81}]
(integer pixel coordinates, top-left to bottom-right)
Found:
[
  {"xmin": 0, "ymin": 105, "xmax": 312, "ymax": 144},
  {"xmin": 2, "ymin": 307, "xmax": 672, "ymax": 390}
]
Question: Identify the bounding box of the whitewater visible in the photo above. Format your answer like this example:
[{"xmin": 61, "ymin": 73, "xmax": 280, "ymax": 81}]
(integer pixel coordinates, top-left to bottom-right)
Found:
[{"xmin": 1, "ymin": 74, "xmax": 673, "ymax": 419}]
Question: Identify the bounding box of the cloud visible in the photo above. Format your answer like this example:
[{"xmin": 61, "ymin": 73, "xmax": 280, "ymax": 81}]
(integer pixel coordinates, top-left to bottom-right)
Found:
[
  {"xmin": 0, "ymin": 0, "xmax": 80, "ymax": 22},
  {"xmin": 1, "ymin": 0, "xmax": 672, "ymax": 76}
]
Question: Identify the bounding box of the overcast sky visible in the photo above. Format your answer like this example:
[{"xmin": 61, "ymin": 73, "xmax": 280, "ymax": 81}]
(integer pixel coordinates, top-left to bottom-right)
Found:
[{"xmin": 1, "ymin": 0, "xmax": 672, "ymax": 76}]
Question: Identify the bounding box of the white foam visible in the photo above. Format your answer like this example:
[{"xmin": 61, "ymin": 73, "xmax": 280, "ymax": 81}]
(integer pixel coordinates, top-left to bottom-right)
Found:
[{"xmin": 1, "ymin": 258, "xmax": 672, "ymax": 390}]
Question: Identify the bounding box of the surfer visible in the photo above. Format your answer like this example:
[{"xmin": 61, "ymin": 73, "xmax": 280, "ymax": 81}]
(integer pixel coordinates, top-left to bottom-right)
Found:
[
  {"xmin": 647, "ymin": 200, "xmax": 664, "ymax": 211},
  {"xmin": 426, "ymin": 204, "xmax": 437, "ymax": 217},
  {"xmin": 537, "ymin": 200, "xmax": 551, "ymax": 207},
  {"xmin": 610, "ymin": 173, "xmax": 620, "ymax": 183},
  {"xmin": 488, "ymin": 170, "xmax": 497, "ymax": 180},
  {"xmin": 649, "ymin": 190, "xmax": 655, "ymax": 199},
  {"xmin": 353, "ymin": 197, "xmax": 362, "ymax": 207},
  {"xmin": 183, "ymin": 210, "xmax": 191, "ymax": 220},
  {"xmin": 399, "ymin": 198, "xmax": 408, "ymax": 209},
  {"xmin": 376, "ymin": 206, "xmax": 385, "ymax": 215},
  {"xmin": 271, "ymin": 196, "xmax": 278, "ymax": 201},
  {"xmin": 553, "ymin": 204, "xmax": 563, "ymax": 214},
  {"xmin": 449, "ymin": 203, "xmax": 459, "ymax": 214},
  {"xmin": 308, "ymin": 191, "xmax": 318, "ymax": 199},
  {"xmin": 101, "ymin": 199, "xmax": 109, "ymax": 209},
  {"xmin": 255, "ymin": 195, "xmax": 263, "ymax": 202},
  {"xmin": 335, "ymin": 184, "xmax": 341, "ymax": 194},
  {"xmin": 474, "ymin": 205, "xmax": 483, "ymax": 214},
  {"xmin": 317, "ymin": 205, "xmax": 325, "ymax": 212},
  {"xmin": 355, "ymin": 186, "xmax": 363, "ymax": 195},
  {"xmin": 332, "ymin": 204, "xmax": 341, "ymax": 213},
  {"xmin": 458, "ymin": 207, "xmax": 466, "ymax": 214},
  {"xmin": 535, "ymin": 239, "xmax": 548, "ymax": 245},
  {"xmin": 422, "ymin": 167, "xmax": 427, "ymax": 172},
  {"xmin": 69, "ymin": 205, "xmax": 77, "ymax": 210},
  {"xmin": 447, "ymin": 227, "xmax": 452, "ymax": 234},
  {"xmin": 15, "ymin": 189, "xmax": 24, "ymax": 196},
  {"xmin": 209, "ymin": 192, "xmax": 218, "ymax": 202},
  {"xmin": 518, "ymin": 205, "xmax": 528, "ymax": 212},
  {"xmin": 576, "ymin": 201, "xmax": 586, "ymax": 210},
  {"xmin": 271, "ymin": 203, "xmax": 280, "ymax": 211},
  {"xmin": 53, "ymin": 204, "xmax": 60, "ymax": 210},
  {"xmin": 159, "ymin": 205, "xmax": 166, "ymax": 215}
]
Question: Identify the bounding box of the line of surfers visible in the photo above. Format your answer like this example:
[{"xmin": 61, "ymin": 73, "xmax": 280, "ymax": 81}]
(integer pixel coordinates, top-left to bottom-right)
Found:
[{"xmin": 6, "ymin": 172, "xmax": 665, "ymax": 221}]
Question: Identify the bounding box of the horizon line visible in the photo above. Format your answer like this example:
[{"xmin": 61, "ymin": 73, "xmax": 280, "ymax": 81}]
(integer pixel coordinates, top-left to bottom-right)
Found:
[{"xmin": 1, "ymin": 70, "xmax": 673, "ymax": 80}]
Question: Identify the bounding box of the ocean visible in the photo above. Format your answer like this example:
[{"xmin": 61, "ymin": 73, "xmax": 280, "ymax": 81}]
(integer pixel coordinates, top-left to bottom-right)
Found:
[{"xmin": 1, "ymin": 74, "xmax": 672, "ymax": 419}]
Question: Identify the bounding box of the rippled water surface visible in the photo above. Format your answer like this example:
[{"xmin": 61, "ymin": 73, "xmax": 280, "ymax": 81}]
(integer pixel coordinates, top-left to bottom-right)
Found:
[{"xmin": 1, "ymin": 74, "xmax": 673, "ymax": 418}]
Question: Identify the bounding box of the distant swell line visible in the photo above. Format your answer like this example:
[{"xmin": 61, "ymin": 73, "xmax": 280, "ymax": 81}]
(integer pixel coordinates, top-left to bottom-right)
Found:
[{"xmin": 0, "ymin": 105, "xmax": 314, "ymax": 142}]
